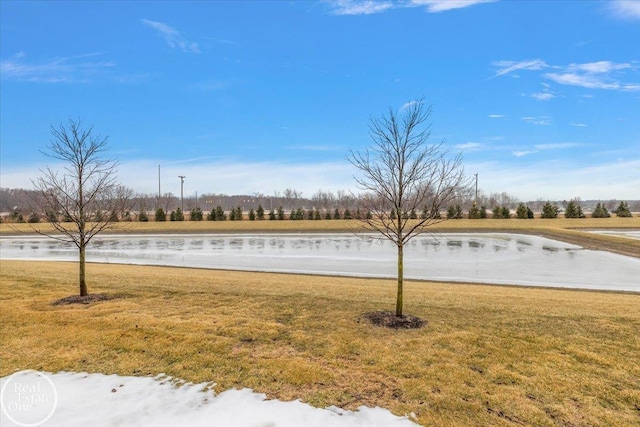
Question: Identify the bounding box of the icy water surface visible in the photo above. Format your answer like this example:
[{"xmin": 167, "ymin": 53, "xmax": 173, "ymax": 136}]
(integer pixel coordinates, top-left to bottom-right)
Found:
[
  {"xmin": 588, "ymin": 230, "xmax": 640, "ymax": 240},
  {"xmin": 1, "ymin": 233, "xmax": 638, "ymax": 291}
]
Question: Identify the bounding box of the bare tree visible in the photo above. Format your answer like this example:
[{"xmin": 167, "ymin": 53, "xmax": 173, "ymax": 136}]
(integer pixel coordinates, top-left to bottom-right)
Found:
[
  {"xmin": 32, "ymin": 118, "xmax": 127, "ymax": 296},
  {"xmin": 348, "ymin": 100, "xmax": 469, "ymax": 317},
  {"xmin": 283, "ymin": 188, "xmax": 302, "ymax": 209},
  {"xmin": 312, "ymin": 189, "xmax": 336, "ymax": 211},
  {"xmin": 157, "ymin": 192, "xmax": 176, "ymax": 213},
  {"xmin": 111, "ymin": 184, "xmax": 135, "ymax": 220}
]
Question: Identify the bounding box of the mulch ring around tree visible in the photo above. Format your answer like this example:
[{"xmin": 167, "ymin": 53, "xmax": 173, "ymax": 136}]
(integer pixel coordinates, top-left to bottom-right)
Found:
[
  {"xmin": 52, "ymin": 294, "xmax": 117, "ymax": 306},
  {"xmin": 364, "ymin": 310, "xmax": 426, "ymax": 329}
]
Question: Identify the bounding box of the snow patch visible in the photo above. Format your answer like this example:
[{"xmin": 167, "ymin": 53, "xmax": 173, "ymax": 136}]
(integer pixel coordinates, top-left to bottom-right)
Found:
[{"xmin": 1, "ymin": 371, "xmax": 419, "ymax": 427}]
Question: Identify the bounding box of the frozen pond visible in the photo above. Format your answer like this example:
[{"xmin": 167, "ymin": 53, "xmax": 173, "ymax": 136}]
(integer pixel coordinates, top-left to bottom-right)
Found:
[
  {"xmin": 1, "ymin": 233, "xmax": 638, "ymax": 292},
  {"xmin": 588, "ymin": 230, "xmax": 640, "ymax": 240}
]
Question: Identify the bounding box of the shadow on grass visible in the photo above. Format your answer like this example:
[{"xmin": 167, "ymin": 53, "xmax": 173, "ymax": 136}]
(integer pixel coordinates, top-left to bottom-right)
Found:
[
  {"xmin": 52, "ymin": 293, "xmax": 119, "ymax": 306},
  {"xmin": 364, "ymin": 310, "xmax": 426, "ymax": 329}
]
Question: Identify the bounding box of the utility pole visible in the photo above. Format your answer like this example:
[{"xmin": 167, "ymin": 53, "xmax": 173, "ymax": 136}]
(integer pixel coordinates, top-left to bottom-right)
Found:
[
  {"xmin": 178, "ymin": 175, "xmax": 186, "ymax": 211},
  {"xmin": 157, "ymin": 165, "xmax": 161, "ymax": 209},
  {"xmin": 474, "ymin": 173, "xmax": 478, "ymax": 203}
]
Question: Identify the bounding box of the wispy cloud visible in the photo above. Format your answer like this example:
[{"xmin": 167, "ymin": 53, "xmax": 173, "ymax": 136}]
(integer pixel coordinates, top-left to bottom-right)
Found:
[
  {"xmin": 488, "ymin": 114, "xmax": 505, "ymax": 118},
  {"xmin": 493, "ymin": 59, "xmax": 640, "ymax": 92},
  {"xmin": 492, "ymin": 59, "xmax": 547, "ymax": 77},
  {"xmin": 400, "ymin": 100, "xmax": 420, "ymax": 110},
  {"xmin": 570, "ymin": 122, "xmax": 588, "ymax": 127},
  {"xmin": 327, "ymin": 0, "xmax": 394, "ymax": 15},
  {"xmin": 567, "ymin": 61, "xmax": 632, "ymax": 74},
  {"xmin": 510, "ymin": 142, "xmax": 581, "ymax": 158},
  {"xmin": 544, "ymin": 68, "xmax": 640, "ymax": 91},
  {"xmin": 534, "ymin": 142, "xmax": 581, "ymax": 150},
  {"xmin": 608, "ymin": 0, "xmax": 640, "ymax": 20},
  {"xmin": 327, "ymin": 0, "xmax": 494, "ymax": 15},
  {"xmin": 0, "ymin": 52, "xmax": 116, "ymax": 83},
  {"xmin": 512, "ymin": 150, "xmax": 536, "ymax": 157},
  {"xmin": 408, "ymin": 0, "xmax": 496, "ymax": 13},
  {"xmin": 202, "ymin": 37, "xmax": 242, "ymax": 46},
  {"xmin": 455, "ymin": 142, "xmax": 483, "ymax": 151},
  {"xmin": 141, "ymin": 19, "xmax": 200, "ymax": 53},
  {"xmin": 529, "ymin": 83, "xmax": 555, "ymax": 101},
  {"xmin": 522, "ymin": 116, "xmax": 551, "ymax": 126},
  {"xmin": 530, "ymin": 92, "xmax": 555, "ymax": 101}
]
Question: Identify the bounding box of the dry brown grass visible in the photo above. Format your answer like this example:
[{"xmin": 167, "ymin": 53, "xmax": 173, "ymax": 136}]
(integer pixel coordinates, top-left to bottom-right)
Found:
[
  {"xmin": 2, "ymin": 216, "xmax": 639, "ymax": 235},
  {"xmin": 1, "ymin": 260, "xmax": 639, "ymax": 426}
]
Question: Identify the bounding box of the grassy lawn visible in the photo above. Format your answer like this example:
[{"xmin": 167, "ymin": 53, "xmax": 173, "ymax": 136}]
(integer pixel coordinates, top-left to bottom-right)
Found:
[
  {"xmin": 1, "ymin": 260, "xmax": 639, "ymax": 426},
  {"xmin": 3, "ymin": 216, "xmax": 640, "ymax": 235}
]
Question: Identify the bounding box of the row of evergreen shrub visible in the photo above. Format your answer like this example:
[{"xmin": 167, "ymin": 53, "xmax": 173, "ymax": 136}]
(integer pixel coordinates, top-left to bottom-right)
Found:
[
  {"xmin": 149, "ymin": 206, "xmax": 373, "ymax": 222},
  {"xmin": 3, "ymin": 201, "xmax": 635, "ymax": 223}
]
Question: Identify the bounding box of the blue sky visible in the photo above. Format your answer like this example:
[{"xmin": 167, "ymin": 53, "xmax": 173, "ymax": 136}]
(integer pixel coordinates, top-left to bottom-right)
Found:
[{"xmin": 1, "ymin": 0, "xmax": 639, "ymax": 201}]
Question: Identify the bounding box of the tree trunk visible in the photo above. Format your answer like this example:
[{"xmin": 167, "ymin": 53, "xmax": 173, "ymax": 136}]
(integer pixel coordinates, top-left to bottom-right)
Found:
[
  {"xmin": 79, "ymin": 242, "xmax": 87, "ymax": 296},
  {"xmin": 396, "ymin": 243, "xmax": 404, "ymax": 317}
]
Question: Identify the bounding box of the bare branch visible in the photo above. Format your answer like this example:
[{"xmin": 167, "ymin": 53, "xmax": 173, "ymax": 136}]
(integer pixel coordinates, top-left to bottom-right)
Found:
[
  {"xmin": 347, "ymin": 99, "xmax": 471, "ymax": 316},
  {"xmin": 31, "ymin": 118, "xmax": 128, "ymax": 296}
]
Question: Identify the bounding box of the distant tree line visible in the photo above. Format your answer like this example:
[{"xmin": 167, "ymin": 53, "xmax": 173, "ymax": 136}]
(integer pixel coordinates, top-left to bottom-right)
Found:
[{"xmin": 1, "ymin": 186, "xmax": 639, "ymax": 223}]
